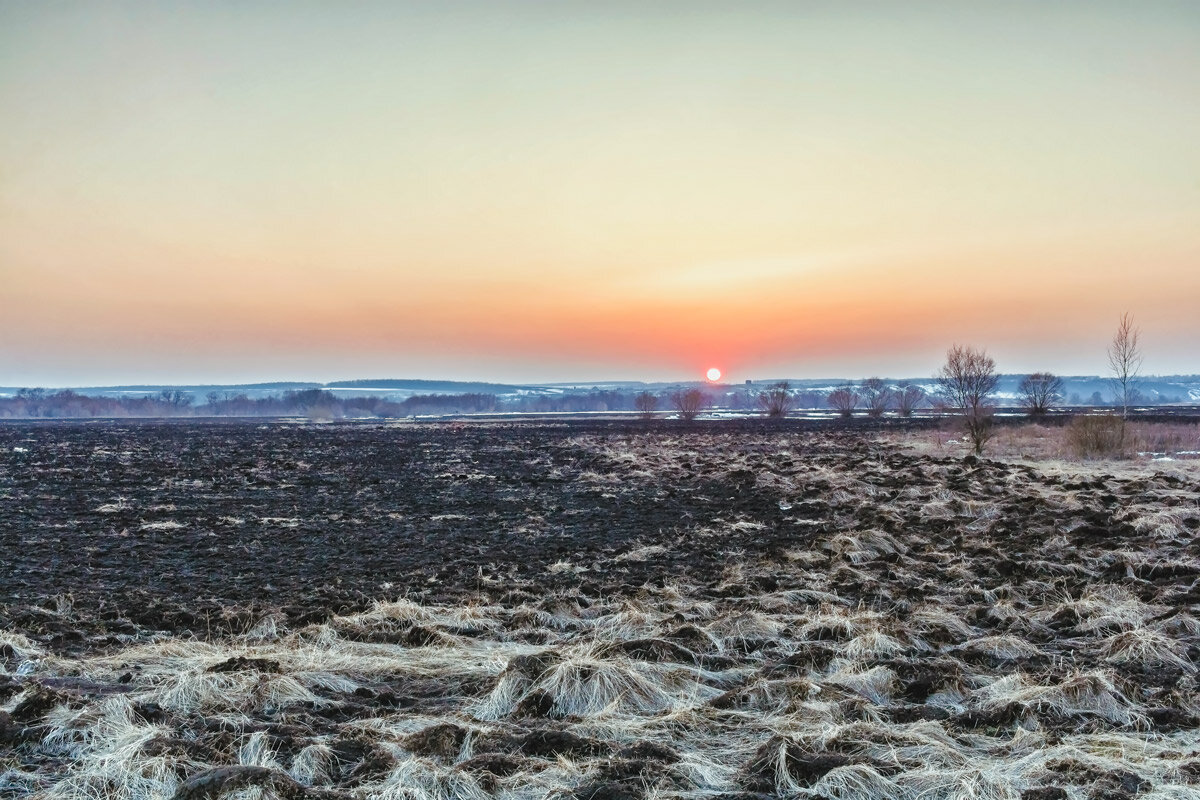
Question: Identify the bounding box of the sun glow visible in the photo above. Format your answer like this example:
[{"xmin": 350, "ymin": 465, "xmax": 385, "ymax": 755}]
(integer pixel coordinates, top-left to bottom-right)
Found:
[{"xmin": 706, "ymin": 367, "xmax": 722, "ymax": 382}]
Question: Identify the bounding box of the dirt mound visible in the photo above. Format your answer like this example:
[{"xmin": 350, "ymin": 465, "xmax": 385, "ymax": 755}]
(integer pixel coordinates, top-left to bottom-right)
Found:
[{"xmin": 741, "ymin": 737, "xmax": 852, "ymax": 792}]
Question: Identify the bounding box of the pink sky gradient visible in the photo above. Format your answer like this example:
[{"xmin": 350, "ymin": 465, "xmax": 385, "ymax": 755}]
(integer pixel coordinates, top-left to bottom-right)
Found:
[{"xmin": 2, "ymin": 2, "xmax": 1198, "ymax": 385}]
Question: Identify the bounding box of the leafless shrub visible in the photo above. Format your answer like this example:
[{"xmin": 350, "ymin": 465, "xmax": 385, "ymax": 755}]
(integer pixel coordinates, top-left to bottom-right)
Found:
[
  {"xmin": 757, "ymin": 382, "xmax": 794, "ymax": 418},
  {"xmin": 634, "ymin": 391, "xmax": 659, "ymax": 420},
  {"xmin": 861, "ymin": 378, "xmax": 893, "ymax": 418},
  {"xmin": 936, "ymin": 345, "xmax": 998, "ymax": 455},
  {"xmin": 670, "ymin": 388, "xmax": 707, "ymax": 421},
  {"xmin": 1066, "ymin": 415, "xmax": 1128, "ymax": 459},
  {"xmin": 895, "ymin": 383, "xmax": 925, "ymax": 417},
  {"xmin": 1019, "ymin": 372, "xmax": 1064, "ymax": 417},
  {"xmin": 897, "ymin": 420, "xmax": 1200, "ymax": 463},
  {"xmin": 827, "ymin": 384, "xmax": 859, "ymax": 418},
  {"xmin": 963, "ymin": 422, "xmax": 1068, "ymax": 460},
  {"xmin": 1130, "ymin": 421, "xmax": 1200, "ymax": 457}
]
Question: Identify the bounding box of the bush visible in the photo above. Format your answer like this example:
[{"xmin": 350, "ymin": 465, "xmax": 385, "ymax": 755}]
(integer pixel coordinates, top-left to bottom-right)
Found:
[
  {"xmin": 861, "ymin": 378, "xmax": 893, "ymax": 418},
  {"xmin": 826, "ymin": 385, "xmax": 859, "ymax": 418},
  {"xmin": 936, "ymin": 345, "xmax": 998, "ymax": 455},
  {"xmin": 670, "ymin": 388, "xmax": 707, "ymax": 421},
  {"xmin": 1018, "ymin": 372, "xmax": 1064, "ymax": 416},
  {"xmin": 1129, "ymin": 422, "xmax": 1200, "ymax": 457},
  {"xmin": 1066, "ymin": 415, "xmax": 1127, "ymax": 459},
  {"xmin": 757, "ymin": 382, "xmax": 794, "ymax": 417},
  {"xmin": 896, "ymin": 383, "xmax": 925, "ymax": 417},
  {"xmin": 634, "ymin": 391, "xmax": 659, "ymax": 419}
]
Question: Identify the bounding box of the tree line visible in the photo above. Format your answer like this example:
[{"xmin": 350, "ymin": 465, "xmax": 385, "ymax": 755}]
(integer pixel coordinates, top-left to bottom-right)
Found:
[
  {"xmin": 932, "ymin": 312, "xmax": 1144, "ymax": 454},
  {"xmin": 0, "ymin": 388, "xmax": 500, "ymax": 419},
  {"xmin": 649, "ymin": 313, "xmax": 1150, "ymax": 452},
  {"xmin": 0, "ymin": 314, "xmax": 1152, "ymax": 429}
]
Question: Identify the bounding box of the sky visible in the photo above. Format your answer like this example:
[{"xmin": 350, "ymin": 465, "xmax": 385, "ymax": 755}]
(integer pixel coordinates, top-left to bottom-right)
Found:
[{"xmin": 2, "ymin": 1, "xmax": 1198, "ymax": 386}]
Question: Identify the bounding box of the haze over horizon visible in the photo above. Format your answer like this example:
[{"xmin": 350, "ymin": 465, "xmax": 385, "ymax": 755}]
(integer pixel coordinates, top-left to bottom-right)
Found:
[{"xmin": 2, "ymin": 2, "xmax": 1198, "ymax": 387}]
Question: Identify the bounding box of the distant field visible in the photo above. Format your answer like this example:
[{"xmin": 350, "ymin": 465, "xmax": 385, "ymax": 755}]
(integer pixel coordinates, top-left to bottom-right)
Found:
[{"xmin": 1, "ymin": 421, "xmax": 1199, "ymax": 799}]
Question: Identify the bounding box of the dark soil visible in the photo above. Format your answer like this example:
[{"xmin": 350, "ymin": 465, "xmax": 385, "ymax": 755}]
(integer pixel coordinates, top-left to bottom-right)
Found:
[
  {"xmin": 2, "ymin": 419, "xmax": 1199, "ymax": 798},
  {"xmin": 0, "ymin": 419, "xmax": 933, "ymax": 648},
  {"xmin": 2, "ymin": 418, "xmax": 1195, "ymax": 660}
]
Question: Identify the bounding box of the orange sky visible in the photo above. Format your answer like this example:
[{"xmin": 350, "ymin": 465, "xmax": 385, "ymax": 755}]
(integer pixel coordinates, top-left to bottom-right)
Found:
[{"xmin": 2, "ymin": 2, "xmax": 1198, "ymax": 385}]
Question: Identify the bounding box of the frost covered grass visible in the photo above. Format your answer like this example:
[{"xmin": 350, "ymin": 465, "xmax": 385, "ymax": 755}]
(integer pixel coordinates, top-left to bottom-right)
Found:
[
  {"xmin": 8, "ymin": 581, "xmax": 1200, "ymax": 800},
  {"xmin": 5, "ymin": 425, "xmax": 1200, "ymax": 799}
]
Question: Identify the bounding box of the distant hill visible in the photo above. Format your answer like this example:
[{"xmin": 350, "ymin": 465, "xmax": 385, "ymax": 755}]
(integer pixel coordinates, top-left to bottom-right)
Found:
[
  {"xmin": 325, "ymin": 378, "xmax": 529, "ymax": 394},
  {"xmin": 0, "ymin": 382, "xmax": 322, "ymax": 401},
  {"xmin": 991, "ymin": 374, "xmax": 1200, "ymax": 405},
  {"xmin": 2, "ymin": 373, "xmax": 1199, "ymax": 405},
  {"xmin": 80, "ymin": 381, "xmax": 322, "ymax": 395},
  {"xmin": 0, "ymin": 379, "xmax": 547, "ymax": 403}
]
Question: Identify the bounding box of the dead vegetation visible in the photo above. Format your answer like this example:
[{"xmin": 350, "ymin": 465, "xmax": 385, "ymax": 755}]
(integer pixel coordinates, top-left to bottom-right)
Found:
[
  {"xmin": 6, "ymin": 574, "xmax": 1200, "ymax": 799},
  {"xmin": 895, "ymin": 419, "xmax": 1200, "ymax": 464},
  {"xmin": 2, "ymin": 421, "xmax": 1200, "ymax": 799}
]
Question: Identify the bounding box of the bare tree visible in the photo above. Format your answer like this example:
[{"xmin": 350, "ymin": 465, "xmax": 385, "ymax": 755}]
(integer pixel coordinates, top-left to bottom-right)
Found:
[
  {"xmin": 670, "ymin": 388, "xmax": 707, "ymax": 421},
  {"xmin": 1107, "ymin": 312, "xmax": 1142, "ymax": 420},
  {"xmin": 896, "ymin": 383, "xmax": 925, "ymax": 417},
  {"xmin": 826, "ymin": 384, "xmax": 859, "ymax": 418},
  {"xmin": 16, "ymin": 388, "xmax": 46, "ymax": 417},
  {"xmin": 1018, "ymin": 372, "xmax": 1064, "ymax": 416},
  {"xmin": 634, "ymin": 391, "xmax": 658, "ymax": 419},
  {"xmin": 936, "ymin": 345, "xmax": 999, "ymax": 455},
  {"xmin": 158, "ymin": 390, "xmax": 194, "ymax": 411},
  {"xmin": 757, "ymin": 381, "xmax": 794, "ymax": 418},
  {"xmin": 861, "ymin": 377, "xmax": 893, "ymax": 418}
]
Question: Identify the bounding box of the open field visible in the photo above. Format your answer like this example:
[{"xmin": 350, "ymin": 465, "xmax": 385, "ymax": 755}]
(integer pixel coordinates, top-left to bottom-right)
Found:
[{"xmin": 2, "ymin": 420, "xmax": 1200, "ymax": 799}]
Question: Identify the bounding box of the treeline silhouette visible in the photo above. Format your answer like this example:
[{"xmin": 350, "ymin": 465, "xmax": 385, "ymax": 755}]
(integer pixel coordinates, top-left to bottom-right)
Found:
[
  {"xmin": 1, "ymin": 386, "xmax": 833, "ymax": 419},
  {"xmin": 2, "ymin": 380, "xmax": 1187, "ymax": 420},
  {"xmin": 0, "ymin": 388, "xmax": 502, "ymax": 419}
]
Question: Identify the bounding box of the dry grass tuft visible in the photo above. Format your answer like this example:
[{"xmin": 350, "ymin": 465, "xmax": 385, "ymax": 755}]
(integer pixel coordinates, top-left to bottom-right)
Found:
[{"xmin": 10, "ymin": 427, "xmax": 1200, "ymax": 798}]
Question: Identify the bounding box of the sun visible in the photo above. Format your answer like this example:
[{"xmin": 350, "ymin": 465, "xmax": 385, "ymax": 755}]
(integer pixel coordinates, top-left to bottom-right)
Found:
[{"xmin": 706, "ymin": 367, "xmax": 722, "ymax": 382}]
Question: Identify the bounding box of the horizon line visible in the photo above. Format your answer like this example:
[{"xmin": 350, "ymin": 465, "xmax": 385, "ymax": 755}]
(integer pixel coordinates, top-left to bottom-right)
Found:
[{"xmin": 4, "ymin": 371, "xmax": 1200, "ymax": 393}]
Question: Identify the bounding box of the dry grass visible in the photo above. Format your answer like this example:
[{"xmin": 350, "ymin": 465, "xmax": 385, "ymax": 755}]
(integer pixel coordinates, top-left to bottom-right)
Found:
[
  {"xmin": 8, "ymin": 578, "xmax": 1199, "ymax": 799},
  {"xmin": 7, "ymin": 428, "xmax": 1200, "ymax": 799},
  {"xmin": 892, "ymin": 420, "xmax": 1200, "ymax": 467}
]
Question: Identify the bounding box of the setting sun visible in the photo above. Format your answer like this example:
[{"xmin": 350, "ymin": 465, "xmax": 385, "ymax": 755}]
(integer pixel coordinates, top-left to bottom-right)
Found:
[{"xmin": 706, "ymin": 367, "xmax": 722, "ymax": 382}]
